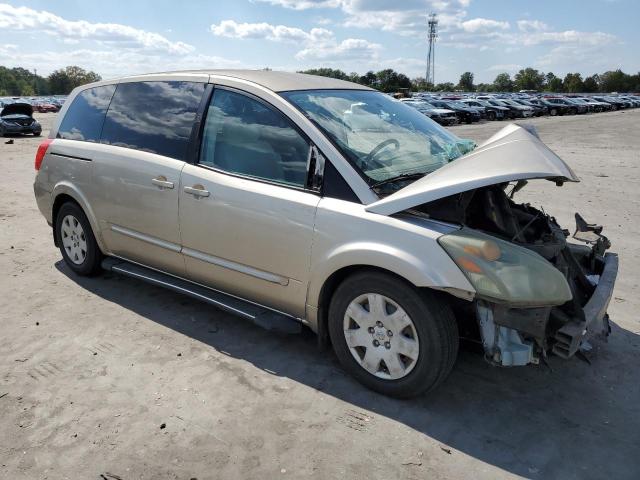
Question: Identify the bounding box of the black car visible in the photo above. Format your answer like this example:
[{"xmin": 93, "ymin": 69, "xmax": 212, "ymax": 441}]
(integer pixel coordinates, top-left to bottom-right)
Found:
[
  {"xmin": 430, "ymin": 100, "xmax": 481, "ymax": 123},
  {"xmin": 592, "ymin": 96, "xmax": 625, "ymax": 110},
  {"xmin": 485, "ymin": 99, "xmax": 531, "ymax": 119},
  {"xmin": 460, "ymin": 99, "xmax": 507, "ymax": 120},
  {"xmin": 529, "ymin": 98, "xmax": 570, "ymax": 116},
  {"xmin": 545, "ymin": 98, "xmax": 587, "ymax": 115},
  {"xmin": 0, "ymin": 102, "xmax": 42, "ymax": 137}
]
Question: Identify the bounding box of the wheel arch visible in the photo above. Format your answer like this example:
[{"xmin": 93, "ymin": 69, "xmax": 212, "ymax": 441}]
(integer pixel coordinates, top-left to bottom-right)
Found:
[
  {"xmin": 51, "ymin": 183, "xmax": 106, "ymax": 252},
  {"xmin": 309, "ymin": 247, "xmax": 474, "ymax": 350}
]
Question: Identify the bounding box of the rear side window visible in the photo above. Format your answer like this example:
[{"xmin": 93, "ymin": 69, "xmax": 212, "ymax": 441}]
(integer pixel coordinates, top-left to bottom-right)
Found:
[
  {"xmin": 199, "ymin": 89, "xmax": 310, "ymax": 187},
  {"xmin": 101, "ymin": 81, "xmax": 205, "ymax": 161},
  {"xmin": 57, "ymin": 85, "xmax": 115, "ymax": 142}
]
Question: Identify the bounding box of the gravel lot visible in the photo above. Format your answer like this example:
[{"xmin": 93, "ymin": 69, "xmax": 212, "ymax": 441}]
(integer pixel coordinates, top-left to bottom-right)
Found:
[{"xmin": 1, "ymin": 110, "xmax": 639, "ymax": 480}]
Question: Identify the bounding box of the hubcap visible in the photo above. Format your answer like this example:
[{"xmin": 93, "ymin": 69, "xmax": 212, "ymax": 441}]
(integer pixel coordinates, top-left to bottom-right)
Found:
[
  {"xmin": 60, "ymin": 214, "xmax": 87, "ymax": 265},
  {"xmin": 343, "ymin": 293, "xmax": 420, "ymax": 380}
]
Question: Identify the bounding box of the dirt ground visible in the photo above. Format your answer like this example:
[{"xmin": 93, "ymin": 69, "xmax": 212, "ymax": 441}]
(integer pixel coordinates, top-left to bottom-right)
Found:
[{"xmin": 1, "ymin": 110, "xmax": 639, "ymax": 480}]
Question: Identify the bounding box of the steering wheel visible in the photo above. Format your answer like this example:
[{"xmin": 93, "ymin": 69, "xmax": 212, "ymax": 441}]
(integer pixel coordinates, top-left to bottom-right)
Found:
[{"xmin": 362, "ymin": 138, "xmax": 400, "ymax": 169}]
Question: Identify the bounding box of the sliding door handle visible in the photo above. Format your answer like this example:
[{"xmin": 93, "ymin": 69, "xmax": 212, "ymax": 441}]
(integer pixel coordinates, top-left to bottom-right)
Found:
[
  {"xmin": 152, "ymin": 176, "xmax": 174, "ymax": 189},
  {"xmin": 184, "ymin": 185, "xmax": 210, "ymax": 198}
]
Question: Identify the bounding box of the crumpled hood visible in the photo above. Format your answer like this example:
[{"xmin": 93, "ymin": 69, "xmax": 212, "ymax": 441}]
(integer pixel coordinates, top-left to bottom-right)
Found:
[
  {"xmin": 365, "ymin": 123, "xmax": 579, "ymax": 216},
  {"xmin": 1, "ymin": 102, "xmax": 33, "ymax": 117}
]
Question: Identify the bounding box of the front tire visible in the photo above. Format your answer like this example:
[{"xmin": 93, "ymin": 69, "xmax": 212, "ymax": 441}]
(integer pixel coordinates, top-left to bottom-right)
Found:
[
  {"xmin": 328, "ymin": 272, "xmax": 458, "ymax": 398},
  {"xmin": 55, "ymin": 202, "xmax": 102, "ymax": 276}
]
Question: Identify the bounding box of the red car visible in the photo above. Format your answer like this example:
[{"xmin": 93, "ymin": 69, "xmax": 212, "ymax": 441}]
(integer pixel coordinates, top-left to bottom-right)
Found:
[{"xmin": 33, "ymin": 102, "xmax": 59, "ymax": 113}]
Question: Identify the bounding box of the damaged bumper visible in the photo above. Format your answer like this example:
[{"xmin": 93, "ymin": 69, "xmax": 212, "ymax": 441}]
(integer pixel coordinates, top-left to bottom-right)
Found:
[
  {"xmin": 476, "ymin": 251, "xmax": 618, "ymax": 366},
  {"xmin": 552, "ymin": 252, "xmax": 617, "ymax": 358}
]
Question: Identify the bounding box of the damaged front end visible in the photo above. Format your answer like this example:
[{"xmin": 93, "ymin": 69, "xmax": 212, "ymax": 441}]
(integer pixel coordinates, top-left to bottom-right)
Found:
[
  {"xmin": 425, "ymin": 185, "xmax": 617, "ymax": 366},
  {"xmin": 364, "ymin": 123, "xmax": 619, "ymax": 366}
]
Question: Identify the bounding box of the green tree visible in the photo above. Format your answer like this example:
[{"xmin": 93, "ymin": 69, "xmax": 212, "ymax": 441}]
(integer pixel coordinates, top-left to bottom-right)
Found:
[
  {"xmin": 411, "ymin": 77, "xmax": 433, "ymax": 91},
  {"xmin": 299, "ymin": 68, "xmax": 349, "ymax": 81},
  {"xmin": 457, "ymin": 71, "xmax": 474, "ymax": 91},
  {"xmin": 563, "ymin": 73, "xmax": 584, "ymax": 92},
  {"xmin": 599, "ymin": 69, "xmax": 629, "ymax": 92},
  {"xmin": 434, "ymin": 82, "xmax": 455, "ymax": 92},
  {"xmin": 47, "ymin": 66, "xmax": 101, "ymax": 95},
  {"xmin": 492, "ymin": 73, "xmax": 513, "ymax": 92},
  {"xmin": 475, "ymin": 83, "xmax": 494, "ymax": 92},
  {"xmin": 358, "ymin": 71, "xmax": 377, "ymax": 87},
  {"xmin": 582, "ymin": 75, "xmax": 599, "ymax": 92},
  {"xmin": 544, "ymin": 72, "xmax": 563, "ymax": 92},
  {"xmin": 514, "ymin": 68, "xmax": 545, "ymax": 91}
]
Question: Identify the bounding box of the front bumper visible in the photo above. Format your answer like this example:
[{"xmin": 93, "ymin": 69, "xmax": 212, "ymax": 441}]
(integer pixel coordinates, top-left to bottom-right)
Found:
[
  {"xmin": 552, "ymin": 252, "xmax": 618, "ymax": 358},
  {"xmin": 1, "ymin": 122, "xmax": 41, "ymax": 134}
]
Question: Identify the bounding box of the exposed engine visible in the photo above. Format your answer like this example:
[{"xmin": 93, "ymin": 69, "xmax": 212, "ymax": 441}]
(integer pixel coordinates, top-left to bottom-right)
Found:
[{"xmin": 412, "ymin": 183, "xmax": 615, "ymax": 364}]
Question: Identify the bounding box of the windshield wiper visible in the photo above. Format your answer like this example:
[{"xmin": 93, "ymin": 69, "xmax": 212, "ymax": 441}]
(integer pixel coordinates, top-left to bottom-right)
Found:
[{"xmin": 370, "ymin": 172, "xmax": 426, "ymax": 189}]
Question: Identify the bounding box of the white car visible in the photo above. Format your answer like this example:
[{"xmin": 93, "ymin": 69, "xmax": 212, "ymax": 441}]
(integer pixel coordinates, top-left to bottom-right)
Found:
[{"xmin": 33, "ymin": 70, "xmax": 618, "ymax": 397}]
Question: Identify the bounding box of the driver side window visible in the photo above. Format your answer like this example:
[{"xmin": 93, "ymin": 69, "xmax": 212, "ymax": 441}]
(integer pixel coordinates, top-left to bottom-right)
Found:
[{"xmin": 199, "ymin": 89, "xmax": 310, "ymax": 188}]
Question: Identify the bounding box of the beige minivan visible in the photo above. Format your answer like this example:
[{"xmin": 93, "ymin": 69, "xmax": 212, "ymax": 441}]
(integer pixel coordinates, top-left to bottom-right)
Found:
[{"xmin": 34, "ymin": 70, "xmax": 617, "ymax": 397}]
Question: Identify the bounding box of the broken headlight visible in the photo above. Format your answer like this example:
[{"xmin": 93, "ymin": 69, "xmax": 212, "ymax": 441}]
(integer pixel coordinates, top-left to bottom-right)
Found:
[{"xmin": 438, "ymin": 228, "xmax": 572, "ymax": 307}]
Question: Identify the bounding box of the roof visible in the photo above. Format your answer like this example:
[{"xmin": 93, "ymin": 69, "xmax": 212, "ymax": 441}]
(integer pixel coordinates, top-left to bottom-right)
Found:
[{"xmin": 123, "ymin": 69, "xmax": 374, "ymax": 93}]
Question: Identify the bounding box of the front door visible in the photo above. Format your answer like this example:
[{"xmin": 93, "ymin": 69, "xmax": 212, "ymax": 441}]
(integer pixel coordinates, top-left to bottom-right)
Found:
[{"xmin": 178, "ymin": 87, "xmax": 320, "ymax": 317}]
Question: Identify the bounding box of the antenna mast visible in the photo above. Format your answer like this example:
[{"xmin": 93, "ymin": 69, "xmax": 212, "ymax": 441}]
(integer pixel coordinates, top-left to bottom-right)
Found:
[{"xmin": 426, "ymin": 13, "xmax": 438, "ymax": 87}]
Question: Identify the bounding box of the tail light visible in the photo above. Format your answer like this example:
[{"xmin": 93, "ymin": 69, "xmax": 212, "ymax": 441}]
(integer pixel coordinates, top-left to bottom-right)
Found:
[{"xmin": 35, "ymin": 138, "xmax": 52, "ymax": 171}]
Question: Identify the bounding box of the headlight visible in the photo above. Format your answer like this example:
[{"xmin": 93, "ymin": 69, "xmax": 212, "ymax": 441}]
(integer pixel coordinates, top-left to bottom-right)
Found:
[{"xmin": 439, "ymin": 228, "xmax": 572, "ymax": 307}]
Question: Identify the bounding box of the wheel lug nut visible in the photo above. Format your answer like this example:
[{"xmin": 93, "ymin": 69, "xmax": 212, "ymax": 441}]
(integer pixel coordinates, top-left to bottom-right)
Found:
[
  {"xmin": 376, "ymin": 321, "xmax": 383, "ymax": 327},
  {"xmin": 373, "ymin": 340, "xmax": 379, "ymax": 347},
  {"xmin": 385, "ymin": 342, "xmax": 391, "ymax": 349},
  {"xmin": 368, "ymin": 327, "xmax": 374, "ymax": 334},
  {"xmin": 387, "ymin": 330, "xmax": 393, "ymax": 337}
]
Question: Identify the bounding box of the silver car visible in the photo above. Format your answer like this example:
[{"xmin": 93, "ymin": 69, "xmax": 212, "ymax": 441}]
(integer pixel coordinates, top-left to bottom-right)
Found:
[{"xmin": 33, "ymin": 71, "xmax": 618, "ymax": 397}]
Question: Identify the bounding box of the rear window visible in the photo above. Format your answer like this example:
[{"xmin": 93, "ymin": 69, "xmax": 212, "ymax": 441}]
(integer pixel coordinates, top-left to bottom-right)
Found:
[
  {"xmin": 57, "ymin": 85, "xmax": 115, "ymax": 142},
  {"xmin": 100, "ymin": 81, "xmax": 205, "ymax": 160}
]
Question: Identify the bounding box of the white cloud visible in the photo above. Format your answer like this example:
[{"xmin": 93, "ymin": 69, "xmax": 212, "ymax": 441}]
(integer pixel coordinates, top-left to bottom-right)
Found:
[
  {"xmin": 0, "ymin": 47, "xmax": 245, "ymax": 79},
  {"xmin": 460, "ymin": 18, "xmax": 509, "ymax": 33},
  {"xmin": 253, "ymin": 0, "xmax": 342, "ymax": 9},
  {"xmin": 517, "ymin": 19, "xmax": 548, "ymax": 32},
  {"xmin": 211, "ymin": 20, "xmax": 332, "ymax": 43},
  {"xmin": 487, "ymin": 63, "xmax": 522, "ymax": 72},
  {"xmin": 0, "ymin": 3, "xmax": 193, "ymax": 54},
  {"xmin": 211, "ymin": 19, "xmax": 381, "ymax": 63},
  {"xmin": 518, "ymin": 30, "xmax": 616, "ymax": 47},
  {"xmin": 295, "ymin": 38, "xmax": 381, "ymax": 60}
]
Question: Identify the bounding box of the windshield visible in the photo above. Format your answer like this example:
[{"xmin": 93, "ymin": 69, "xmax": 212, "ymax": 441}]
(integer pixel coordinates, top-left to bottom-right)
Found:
[{"xmin": 281, "ymin": 89, "xmax": 466, "ymax": 184}]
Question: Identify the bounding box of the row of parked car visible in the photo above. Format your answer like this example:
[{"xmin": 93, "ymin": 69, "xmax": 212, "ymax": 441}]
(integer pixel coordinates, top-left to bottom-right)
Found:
[
  {"xmin": 0, "ymin": 95, "xmax": 67, "ymax": 113},
  {"xmin": 398, "ymin": 92, "xmax": 640, "ymax": 126}
]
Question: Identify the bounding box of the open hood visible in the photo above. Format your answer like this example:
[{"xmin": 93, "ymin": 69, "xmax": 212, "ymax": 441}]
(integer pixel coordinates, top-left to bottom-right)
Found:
[
  {"xmin": 365, "ymin": 123, "xmax": 579, "ymax": 216},
  {"xmin": 1, "ymin": 102, "xmax": 33, "ymax": 117}
]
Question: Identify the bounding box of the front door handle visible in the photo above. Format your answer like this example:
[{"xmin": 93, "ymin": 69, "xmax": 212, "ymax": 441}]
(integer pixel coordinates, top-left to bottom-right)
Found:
[
  {"xmin": 152, "ymin": 175, "xmax": 174, "ymax": 189},
  {"xmin": 184, "ymin": 185, "xmax": 210, "ymax": 198}
]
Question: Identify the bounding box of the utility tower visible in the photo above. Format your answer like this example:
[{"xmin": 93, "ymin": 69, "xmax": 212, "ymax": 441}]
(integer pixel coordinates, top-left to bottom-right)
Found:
[{"xmin": 425, "ymin": 13, "xmax": 438, "ymax": 87}]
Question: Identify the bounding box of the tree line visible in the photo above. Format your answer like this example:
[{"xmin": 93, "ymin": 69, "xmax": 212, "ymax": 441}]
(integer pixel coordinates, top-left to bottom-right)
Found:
[
  {"xmin": 2, "ymin": 64, "xmax": 638, "ymax": 96},
  {"xmin": 0, "ymin": 66, "xmax": 101, "ymax": 96},
  {"xmin": 300, "ymin": 67, "xmax": 640, "ymax": 93}
]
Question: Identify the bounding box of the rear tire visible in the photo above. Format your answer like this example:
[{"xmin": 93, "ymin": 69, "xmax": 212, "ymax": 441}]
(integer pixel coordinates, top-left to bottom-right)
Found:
[
  {"xmin": 55, "ymin": 202, "xmax": 102, "ymax": 276},
  {"xmin": 328, "ymin": 271, "xmax": 458, "ymax": 398},
  {"xmin": 487, "ymin": 111, "xmax": 496, "ymax": 121}
]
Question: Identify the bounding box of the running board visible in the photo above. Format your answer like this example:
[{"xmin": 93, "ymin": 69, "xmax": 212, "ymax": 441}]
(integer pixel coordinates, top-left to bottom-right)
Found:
[{"xmin": 101, "ymin": 257, "xmax": 302, "ymax": 334}]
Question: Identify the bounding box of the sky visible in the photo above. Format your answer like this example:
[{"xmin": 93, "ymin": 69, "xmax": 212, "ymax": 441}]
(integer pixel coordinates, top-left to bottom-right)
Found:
[{"xmin": 0, "ymin": 0, "xmax": 637, "ymax": 84}]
